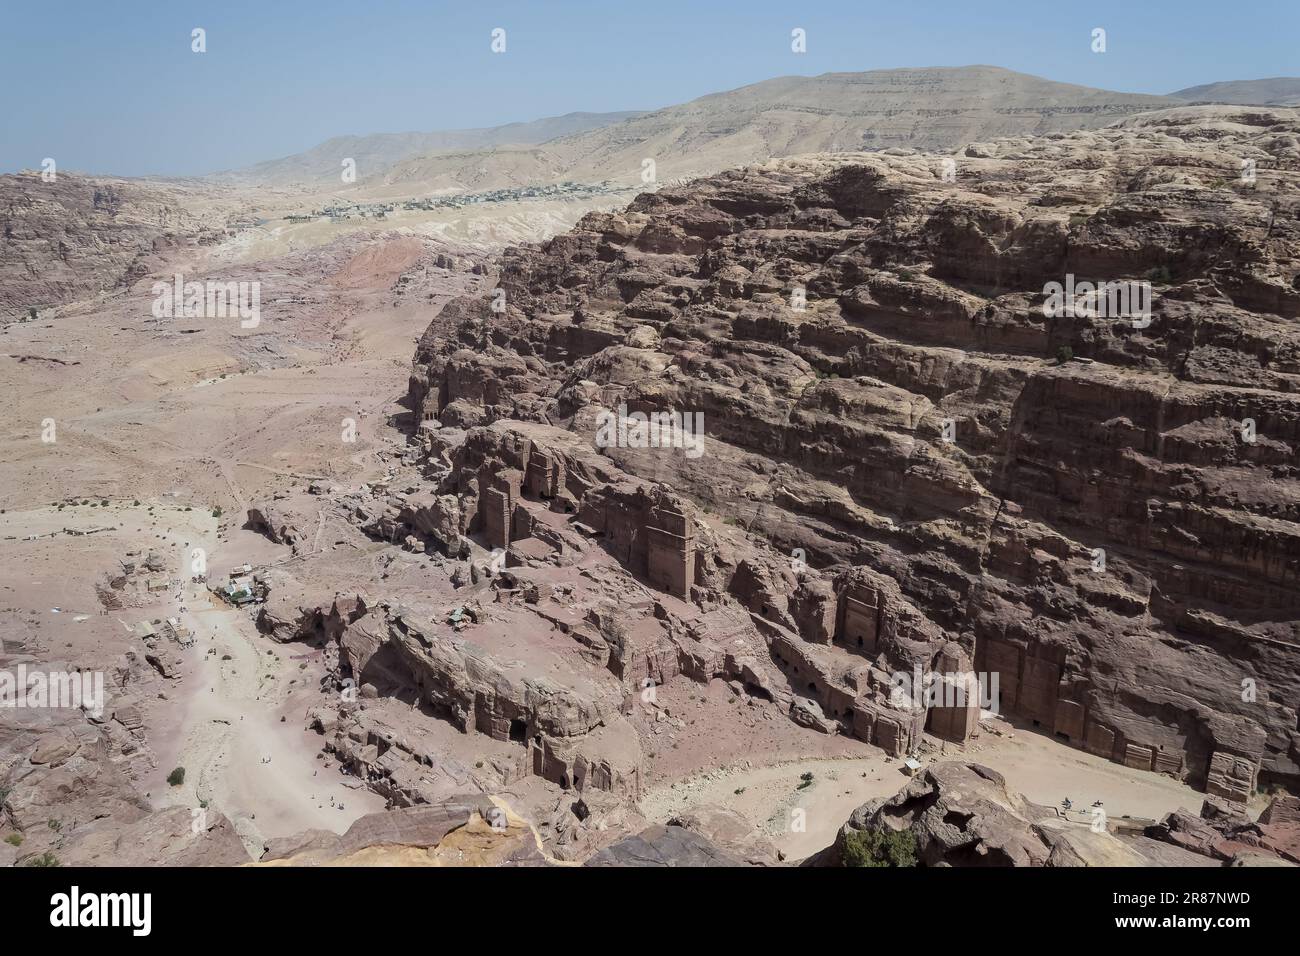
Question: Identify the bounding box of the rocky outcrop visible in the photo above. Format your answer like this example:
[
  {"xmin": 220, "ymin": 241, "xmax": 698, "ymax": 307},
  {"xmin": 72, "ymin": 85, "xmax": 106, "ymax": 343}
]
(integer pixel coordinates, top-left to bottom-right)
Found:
[
  {"xmin": 0, "ymin": 172, "xmax": 234, "ymax": 319},
  {"xmin": 404, "ymin": 105, "xmax": 1300, "ymax": 797},
  {"xmin": 817, "ymin": 761, "xmax": 1243, "ymax": 868},
  {"xmin": 308, "ymin": 414, "xmax": 952, "ymax": 807},
  {"xmin": 1144, "ymin": 796, "xmax": 1300, "ymax": 865},
  {"xmin": 258, "ymin": 797, "xmax": 550, "ymax": 867},
  {"xmin": 53, "ymin": 807, "xmax": 251, "ymax": 867},
  {"xmin": 255, "ymin": 567, "xmax": 365, "ymax": 644},
  {"xmin": 824, "ymin": 762, "xmax": 1057, "ymax": 866},
  {"xmin": 584, "ymin": 823, "xmax": 745, "ymax": 866}
]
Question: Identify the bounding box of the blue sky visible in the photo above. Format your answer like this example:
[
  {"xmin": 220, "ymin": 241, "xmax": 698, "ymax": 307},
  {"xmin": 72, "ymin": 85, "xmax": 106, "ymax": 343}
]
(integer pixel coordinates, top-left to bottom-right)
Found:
[{"xmin": 2, "ymin": 0, "xmax": 1296, "ymax": 176}]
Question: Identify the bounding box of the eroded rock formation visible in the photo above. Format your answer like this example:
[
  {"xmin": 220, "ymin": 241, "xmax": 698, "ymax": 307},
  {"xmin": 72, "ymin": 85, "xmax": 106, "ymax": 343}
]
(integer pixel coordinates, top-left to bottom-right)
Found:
[{"xmin": 399, "ymin": 105, "xmax": 1300, "ymax": 801}]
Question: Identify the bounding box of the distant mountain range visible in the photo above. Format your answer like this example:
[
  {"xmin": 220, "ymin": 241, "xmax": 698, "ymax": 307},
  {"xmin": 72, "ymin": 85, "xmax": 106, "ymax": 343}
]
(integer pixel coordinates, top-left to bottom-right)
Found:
[
  {"xmin": 217, "ymin": 111, "xmax": 643, "ymax": 185},
  {"xmin": 221, "ymin": 66, "xmax": 1300, "ymax": 193},
  {"xmin": 1169, "ymin": 77, "xmax": 1300, "ymax": 107},
  {"xmin": 227, "ymin": 67, "xmax": 1176, "ymax": 191}
]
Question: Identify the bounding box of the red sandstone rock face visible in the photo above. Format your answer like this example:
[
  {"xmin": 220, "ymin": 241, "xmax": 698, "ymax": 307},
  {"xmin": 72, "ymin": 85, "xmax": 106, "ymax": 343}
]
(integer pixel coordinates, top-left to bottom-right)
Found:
[
  {"xmin": 0, "ymin": 173, "xmax": 234, "ymax": 319},
  {"xmin": 406, "ymin": 106, "xmax": 1300, "ymax": 797}
]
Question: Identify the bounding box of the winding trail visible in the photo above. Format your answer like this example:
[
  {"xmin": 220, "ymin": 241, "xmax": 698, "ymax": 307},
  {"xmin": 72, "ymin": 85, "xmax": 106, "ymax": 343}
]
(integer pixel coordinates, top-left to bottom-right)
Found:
[{"xmin": 155, "ymin": 599, "xmax": 384, "ymax": 857}]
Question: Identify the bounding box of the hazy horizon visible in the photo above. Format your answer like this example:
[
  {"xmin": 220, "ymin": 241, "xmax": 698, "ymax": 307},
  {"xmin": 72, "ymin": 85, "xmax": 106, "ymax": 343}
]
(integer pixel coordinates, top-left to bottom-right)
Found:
[{"xmin": 3, "ymin": 0, "xmax": 1298, "ymax": 178}]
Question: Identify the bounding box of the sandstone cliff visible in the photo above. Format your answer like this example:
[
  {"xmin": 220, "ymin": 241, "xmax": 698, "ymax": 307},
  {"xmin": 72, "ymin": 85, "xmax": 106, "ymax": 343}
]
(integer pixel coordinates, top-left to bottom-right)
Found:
[
  {"xmin": 404, "ymin": 105, "xmax": 1300, "ymax": 802},
  {"xmin": 0, "ymin": 172, "xmax": 236, "ymax": 319}
]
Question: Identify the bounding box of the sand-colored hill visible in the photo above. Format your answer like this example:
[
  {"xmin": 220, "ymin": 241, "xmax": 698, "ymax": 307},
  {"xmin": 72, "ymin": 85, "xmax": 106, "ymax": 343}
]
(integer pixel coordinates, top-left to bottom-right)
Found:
[
  {"xmin": 363, "ymin": 66, "xmax": 1179, "ymax": 192},
  {"xmin": 219, "ymin": 110, "xmax": 643, "ymax": 186},
  {"xmin": 1171, "ymin": 77, "xmax": 1300, "ymax": 107}
]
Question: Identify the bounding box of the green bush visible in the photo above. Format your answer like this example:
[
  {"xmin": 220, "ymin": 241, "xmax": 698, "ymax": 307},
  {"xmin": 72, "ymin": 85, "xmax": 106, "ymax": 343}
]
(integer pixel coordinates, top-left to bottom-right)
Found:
[
  {"xmin": 167, "ymin": 767, "xmax": 186, "ymax": 787},
  {"xmin": 4, "ymin": 833, "xmax": 22, "ymax": 846},
  {"xmin": 1055, "ymin": 345, "xmax": 1073, "ymax": 365},
  {"xmin": 27, "ymin": 851, "xmax": 60, "ymax": 867},
  {"xmin": 842, "ymin": 827, "xmax": 919, "ymax": 868}
]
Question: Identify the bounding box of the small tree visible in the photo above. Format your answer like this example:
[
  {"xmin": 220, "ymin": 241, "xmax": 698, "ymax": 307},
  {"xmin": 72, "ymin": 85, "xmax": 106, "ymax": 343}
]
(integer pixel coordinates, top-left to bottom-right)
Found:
[
  {"xmin": 167, "ymin": 767, "xmax": 186, "ymax": 787},
  {"xmin": 842, "ymin": 827, "xmax": 918, "ymax": 868},
  {"xmin": 1055, "ymin": 345, "xmax": 1073, "ymax": 366}
]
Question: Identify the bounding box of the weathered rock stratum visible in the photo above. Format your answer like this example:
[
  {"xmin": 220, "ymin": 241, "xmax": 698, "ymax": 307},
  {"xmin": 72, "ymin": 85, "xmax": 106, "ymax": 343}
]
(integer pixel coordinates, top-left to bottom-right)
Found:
[
  {"xmin": 0, "ymin": 172, "xmax": 237, "ymax": 319},
  {"xmin": 405, "ymin": 104, "xmax": 1300, "ymax": 804}
]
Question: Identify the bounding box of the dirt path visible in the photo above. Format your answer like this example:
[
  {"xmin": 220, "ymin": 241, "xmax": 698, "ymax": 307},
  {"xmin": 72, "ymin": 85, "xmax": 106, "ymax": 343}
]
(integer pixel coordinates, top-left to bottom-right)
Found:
[
  {"xmin": 639, "ymin": 755, "xmax": 906, "ymax": 861},
  {"xmin": 639, "ymin": 725, "xmax": 1213, "ymax": 862},
  {"xmin": 150, "ymin": 601, "xmax": 384, "ymax": 857}
]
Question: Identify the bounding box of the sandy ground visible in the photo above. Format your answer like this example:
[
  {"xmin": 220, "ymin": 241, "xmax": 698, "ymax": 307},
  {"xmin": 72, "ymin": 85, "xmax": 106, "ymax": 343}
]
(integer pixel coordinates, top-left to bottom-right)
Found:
[
  {"xmin": 0, "ymin": 221, "xmax": 505, "ymax": 858},
  {"xmin": 0, "ymin": 498, "xmax": 386, "ymax": 856},
  {"xmin": 145, "ymin": 602, "xmax": 384, "ymax": 855},
  {"xmin": 208, "ymin": 191, "xmax": 627, "ymax": 265},
  {"xmin": 639, "ymin": 721, "xmax": 1214, "ymax": 862}
]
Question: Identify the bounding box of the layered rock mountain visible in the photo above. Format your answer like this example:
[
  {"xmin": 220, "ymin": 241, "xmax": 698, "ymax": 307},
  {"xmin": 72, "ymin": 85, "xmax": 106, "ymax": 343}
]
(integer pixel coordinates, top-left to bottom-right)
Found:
[
  {"xmin": 219, "ymin": 110, "xmax": 644, "ymax": 186},
  {"xmin": 0, "ymin": 172, "xmax": 239, "ymax": 319},
  {"xmin": 403, "ymin": 104, "xmax": 1300, "ymax": 805},
  {"xmin": 1171, "ymin": 78, "xmax": 1300, "ymax": 108},
  {"xmin": 285, "ymin": 67, "xmax": 1181, "ymax": 193}
]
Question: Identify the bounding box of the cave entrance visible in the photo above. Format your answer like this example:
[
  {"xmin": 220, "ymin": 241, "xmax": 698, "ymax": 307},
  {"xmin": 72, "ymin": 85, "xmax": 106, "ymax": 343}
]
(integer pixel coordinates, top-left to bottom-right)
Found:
[{"xmin": 509, "ymin": 719, "xmax": 528, "ymax": 743}]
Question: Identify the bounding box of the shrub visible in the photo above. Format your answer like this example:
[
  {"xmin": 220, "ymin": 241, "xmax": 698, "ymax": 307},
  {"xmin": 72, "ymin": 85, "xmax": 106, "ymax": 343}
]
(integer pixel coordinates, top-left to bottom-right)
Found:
[
  {"xmin": 167, "ymin": 767, "xmax": 186, "ymax": 787},
  {"xmin": 4, "ymin": 834, "xmax": 21, "ymax": 846},
  {"xmin": 842, "ymin": 827, "xmax": 918, "ymax": 868},
  {"xmin": 27, "ymin": 852, "xmax": 60, "ymax": 867},
  {"xmin": 1055, "ymin": 345, "xmax": 1073, "ymax": 365}
]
